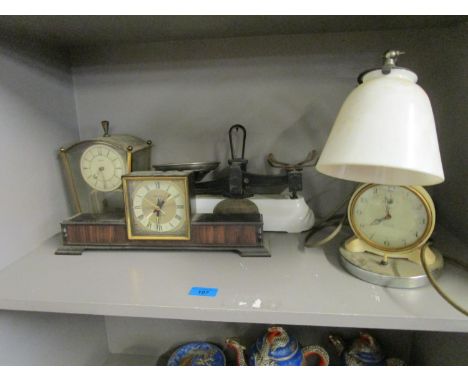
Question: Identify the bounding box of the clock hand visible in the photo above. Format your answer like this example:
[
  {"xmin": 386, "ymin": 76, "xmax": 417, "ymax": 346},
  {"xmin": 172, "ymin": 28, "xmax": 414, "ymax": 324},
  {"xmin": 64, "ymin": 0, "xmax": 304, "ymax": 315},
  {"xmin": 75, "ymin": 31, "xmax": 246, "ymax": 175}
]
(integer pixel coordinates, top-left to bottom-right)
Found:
[
  {"xmin": 384, "ymin": 197, "xmax": 392, "ymax": 218},
  {"xmin": 165, "ymin": 194, "xmax": 175, "ymax": 204},
  {"xmin": 144, "ymin": 211, "xmax": 154, "ymax": 222},
  {"xmin": 143, "ymin": 197, "xmax": 160, "ymax": 210},
  {"xmin": 156, "ymin": 197, "xmax": 163, "ymax": 208},
  {"xmin": 155, "ymin": 194, "xmax": 172, "ymax": 214},
  {"xmin": 370, "ymin": 197, "xmax": 394, "ymax": 225},
  {"xmin": 144, "ymin": 194, "xmax": 171, "ymax": 219},
  {"xmin": 153, "ymin": 197, "xmax": 167, "ymax": 217},
  {"xmin": 370, "ymin": 211, "xmax": 393, "ymax": 225},
  {"xmin": 153, "ymin": 196, "xmax": 168, "ymax": 216},
  {"xmin": 158, "ymin": 194, "xmax": 172, "ymax": 209},
  {"xmin": 370, "ymin": 216, "xmax": 387, "ymax": 225},
  {"xmin": 98, "ymin": 167, "xmax": 107, "ymax": 188}
]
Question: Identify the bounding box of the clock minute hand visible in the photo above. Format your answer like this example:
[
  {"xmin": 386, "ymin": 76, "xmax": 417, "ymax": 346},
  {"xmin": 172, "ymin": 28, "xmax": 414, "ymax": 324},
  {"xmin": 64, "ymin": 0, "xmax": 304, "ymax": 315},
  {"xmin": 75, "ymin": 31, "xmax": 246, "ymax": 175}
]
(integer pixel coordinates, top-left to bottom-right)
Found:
[
  {"xmin": 384, "ymin": 196, "xmax": 393, "ymax": 218},
  {"xmin": 97, "ymin": 167, "xmax": 107, "ymax": 188}
]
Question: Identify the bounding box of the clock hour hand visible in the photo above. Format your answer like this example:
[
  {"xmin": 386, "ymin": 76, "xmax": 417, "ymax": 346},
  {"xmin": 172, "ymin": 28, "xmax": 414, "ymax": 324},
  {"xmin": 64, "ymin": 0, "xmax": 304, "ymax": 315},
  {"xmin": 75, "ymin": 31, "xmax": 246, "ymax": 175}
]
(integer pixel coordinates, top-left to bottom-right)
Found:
[
  {"xmin": 370, "ymin": 197, "xmax": 394, "ymax": 225},
  {"xmin": 156, "ymin": 194, "xmax": 171, "ymax": 215},
  {"xmin": 152, "ymin": 197, "xmax": 168, "ymax": 217},
  {"xmin": 152, "ymin": 197, "xmax": 162, "ymax": 217},
  {"xmin": 370, "ymin": 212, "xmax": 392, "ymax": 225},
  {"xmin": 370, "ymin": 216, "xmax": 387, "ymax": 225},
  {"xmin": 158, "ymin": 194, "xmax": 172, "ymax": 208}
]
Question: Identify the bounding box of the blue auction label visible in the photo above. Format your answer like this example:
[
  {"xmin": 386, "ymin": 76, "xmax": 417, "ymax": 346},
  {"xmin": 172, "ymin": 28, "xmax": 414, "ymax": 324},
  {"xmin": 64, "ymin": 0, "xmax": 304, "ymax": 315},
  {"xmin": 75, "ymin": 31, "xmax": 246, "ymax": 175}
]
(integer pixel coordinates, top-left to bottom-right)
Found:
[{"xmin": 188, "ymin": 287, "xmax": 218, "ymax": 297}]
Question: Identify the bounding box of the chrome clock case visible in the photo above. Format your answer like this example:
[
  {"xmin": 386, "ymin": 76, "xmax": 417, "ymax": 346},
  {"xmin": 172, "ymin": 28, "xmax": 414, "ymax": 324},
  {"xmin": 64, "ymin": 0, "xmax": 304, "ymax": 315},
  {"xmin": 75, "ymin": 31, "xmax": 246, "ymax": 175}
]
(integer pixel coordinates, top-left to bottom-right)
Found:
[{"xmin": 59, "ymin": 120, "xmax": 152, "ymax": 214}]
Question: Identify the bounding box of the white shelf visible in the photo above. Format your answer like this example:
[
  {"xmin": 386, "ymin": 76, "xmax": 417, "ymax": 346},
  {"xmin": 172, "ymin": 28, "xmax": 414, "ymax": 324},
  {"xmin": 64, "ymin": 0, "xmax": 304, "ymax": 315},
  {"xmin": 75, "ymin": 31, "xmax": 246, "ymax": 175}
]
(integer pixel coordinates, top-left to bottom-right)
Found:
[{"xmin": 0, "ymin": 231, "xmax": 466, "ymax": 333}]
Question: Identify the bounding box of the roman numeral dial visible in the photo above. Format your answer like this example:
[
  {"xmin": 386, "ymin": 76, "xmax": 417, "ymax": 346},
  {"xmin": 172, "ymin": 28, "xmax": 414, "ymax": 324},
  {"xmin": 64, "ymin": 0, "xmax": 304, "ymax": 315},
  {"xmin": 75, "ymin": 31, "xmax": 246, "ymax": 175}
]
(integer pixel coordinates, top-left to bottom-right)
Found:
[{"xmin": 127, "ymin": 177, "xmax": 189, "ymax": 238}]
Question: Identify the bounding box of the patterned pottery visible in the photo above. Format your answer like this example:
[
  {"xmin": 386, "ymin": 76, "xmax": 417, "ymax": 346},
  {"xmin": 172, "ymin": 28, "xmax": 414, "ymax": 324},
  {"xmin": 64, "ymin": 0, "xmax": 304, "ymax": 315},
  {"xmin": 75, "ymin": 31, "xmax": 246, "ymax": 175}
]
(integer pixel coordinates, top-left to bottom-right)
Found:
[
  {"xmin": 328, "ymin": 332, "xmax": 405, "ymax": 366},
  {"xmin": 226, "ymin": 326, "xmax": 329, "ymax": 366},
  {"xmin": 167, "ymin": 342, "xmax": 226, "ymax": 366}
]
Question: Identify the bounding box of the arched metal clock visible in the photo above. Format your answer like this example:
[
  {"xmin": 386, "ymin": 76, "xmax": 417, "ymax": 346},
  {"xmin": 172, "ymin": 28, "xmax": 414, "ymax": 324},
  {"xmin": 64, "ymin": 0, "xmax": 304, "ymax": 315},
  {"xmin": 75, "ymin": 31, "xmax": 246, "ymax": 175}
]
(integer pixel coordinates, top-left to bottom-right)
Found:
[{"xmin": 59, "ymin": 121, "xmax": 152, "ymax": 214}]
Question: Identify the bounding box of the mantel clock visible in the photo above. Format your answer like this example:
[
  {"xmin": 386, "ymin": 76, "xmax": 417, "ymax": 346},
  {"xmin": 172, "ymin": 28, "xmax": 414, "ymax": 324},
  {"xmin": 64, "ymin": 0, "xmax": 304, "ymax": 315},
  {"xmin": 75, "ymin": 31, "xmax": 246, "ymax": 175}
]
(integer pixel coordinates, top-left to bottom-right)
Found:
[
  {"xmin": 122, "ymin": 171, "xmax": 193, "ymax": 240},
  {"xmin": 57, "ymin": 170, "xmax": 268, "ymax": 257},
  {"xmin": 59, "ymin": 121, "xmax": 152, "ymax": 214}
]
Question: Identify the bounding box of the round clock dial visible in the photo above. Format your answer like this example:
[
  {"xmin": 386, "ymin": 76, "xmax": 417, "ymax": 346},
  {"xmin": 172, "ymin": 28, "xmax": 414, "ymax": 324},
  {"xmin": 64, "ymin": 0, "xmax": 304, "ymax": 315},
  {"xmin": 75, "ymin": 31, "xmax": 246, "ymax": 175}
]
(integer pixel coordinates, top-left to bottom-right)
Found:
[
  {"xmin": 349, "ymin": 184, "xmax": 434, "ymax": 252},
  {"xmin": 132, "ymin": 180, "xmax": 187, "ymax": 234},
  {"xmin": 80, "ymin": 144, "xmax": 125, "ymax": 192}
]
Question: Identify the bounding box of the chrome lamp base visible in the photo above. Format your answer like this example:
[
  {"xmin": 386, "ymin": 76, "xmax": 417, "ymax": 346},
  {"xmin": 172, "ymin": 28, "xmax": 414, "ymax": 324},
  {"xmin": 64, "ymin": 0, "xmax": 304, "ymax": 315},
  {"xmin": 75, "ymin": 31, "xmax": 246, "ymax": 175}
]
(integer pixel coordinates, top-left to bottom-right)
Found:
[{"xmin": 339, "ymin": 243, "xmax": 444, "ymax": 289}]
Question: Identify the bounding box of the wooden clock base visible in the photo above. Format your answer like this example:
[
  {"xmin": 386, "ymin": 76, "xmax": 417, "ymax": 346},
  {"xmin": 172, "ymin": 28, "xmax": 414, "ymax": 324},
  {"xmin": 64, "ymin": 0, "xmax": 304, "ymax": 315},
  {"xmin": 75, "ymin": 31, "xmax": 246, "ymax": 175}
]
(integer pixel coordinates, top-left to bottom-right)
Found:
[{"xmin": 56, "ymin": 212, "xmax": 270, "ymax": 257}]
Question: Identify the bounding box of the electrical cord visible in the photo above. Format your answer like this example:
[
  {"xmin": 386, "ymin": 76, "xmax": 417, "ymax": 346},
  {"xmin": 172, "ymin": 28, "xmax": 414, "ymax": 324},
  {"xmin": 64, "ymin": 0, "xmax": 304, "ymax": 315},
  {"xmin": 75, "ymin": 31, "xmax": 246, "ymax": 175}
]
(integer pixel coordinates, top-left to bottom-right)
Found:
[
  {"xmin": 420, "ymin": 243, "xmax": 468, "ymax": 316},
  {"xmin": 304, "ymin": 214, "xmax": 346, "ymax": 248},
  {"xmin": 304, "ymin": 185, "xmax": 356, "ymax": 248}
]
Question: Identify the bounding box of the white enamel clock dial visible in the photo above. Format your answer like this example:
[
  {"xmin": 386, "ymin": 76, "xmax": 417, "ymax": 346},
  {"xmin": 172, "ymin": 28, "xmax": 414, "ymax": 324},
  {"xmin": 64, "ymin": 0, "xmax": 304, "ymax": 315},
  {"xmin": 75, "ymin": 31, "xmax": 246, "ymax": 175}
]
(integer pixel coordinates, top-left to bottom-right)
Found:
[
  {"xmin": 349, "ymin": 185, "xmax": 434, "ymax": 252},
  {"xmin": 80, "ymin": 144, "xmax": 125, "ymax": 192}
]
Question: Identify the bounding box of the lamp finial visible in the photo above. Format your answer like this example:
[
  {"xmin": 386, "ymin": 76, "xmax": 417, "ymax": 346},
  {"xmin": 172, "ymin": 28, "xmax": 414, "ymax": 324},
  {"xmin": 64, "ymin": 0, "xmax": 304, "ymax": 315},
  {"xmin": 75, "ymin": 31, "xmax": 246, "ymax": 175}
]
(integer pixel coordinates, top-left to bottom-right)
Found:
[
  {"xmin": 382, "ymin": 50, "xmax": 405, "ymax": 74},
  {"xmin": 101, "ymin": 120, "xmax": 110, "ymax": 137}
]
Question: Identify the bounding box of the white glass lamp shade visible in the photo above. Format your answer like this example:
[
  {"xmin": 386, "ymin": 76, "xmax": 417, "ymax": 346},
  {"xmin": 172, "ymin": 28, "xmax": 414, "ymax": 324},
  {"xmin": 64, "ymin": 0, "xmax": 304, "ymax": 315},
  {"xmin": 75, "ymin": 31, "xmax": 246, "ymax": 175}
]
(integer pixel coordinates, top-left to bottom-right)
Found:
[{"xmin": 316, "ymin": 68, "xmax": 444, "ymax": 185}]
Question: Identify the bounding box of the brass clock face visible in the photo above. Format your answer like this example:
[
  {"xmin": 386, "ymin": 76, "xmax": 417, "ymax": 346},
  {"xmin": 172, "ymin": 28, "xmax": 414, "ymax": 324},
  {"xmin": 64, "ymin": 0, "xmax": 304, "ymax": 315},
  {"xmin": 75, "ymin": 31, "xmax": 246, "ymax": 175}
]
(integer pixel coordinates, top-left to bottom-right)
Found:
[
  {"xmin": 123, "ymin": 175, "xmax": 191, "ymax": 240},
  {"xmin": 80, "ymin": 144, "xmax": 125, "ymax": 192},
  {"xmin": 348, "ymin": 184, "xmax": 435, "ymax": 252}
]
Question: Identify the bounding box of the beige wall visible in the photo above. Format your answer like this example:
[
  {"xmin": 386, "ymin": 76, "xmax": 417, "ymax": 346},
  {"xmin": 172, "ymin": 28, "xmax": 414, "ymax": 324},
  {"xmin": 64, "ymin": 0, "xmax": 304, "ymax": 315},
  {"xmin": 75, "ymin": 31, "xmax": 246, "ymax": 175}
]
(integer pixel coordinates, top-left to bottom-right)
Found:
[{"xmin": 0, "ymin": 40, "xmax": 79, "ymax": 270}]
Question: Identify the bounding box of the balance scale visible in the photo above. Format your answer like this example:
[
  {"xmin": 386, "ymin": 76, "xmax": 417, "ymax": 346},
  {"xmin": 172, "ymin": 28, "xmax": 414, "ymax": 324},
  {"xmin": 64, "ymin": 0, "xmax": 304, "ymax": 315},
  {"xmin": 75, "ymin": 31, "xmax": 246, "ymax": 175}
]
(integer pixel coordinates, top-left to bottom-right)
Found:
[
  {"xmin": 154, "ymin": 124, "xmax": 317, "ymax": 234},
  {"xmin": 195, "ymin": 193, "xmax": 315, "ymax": 233}
]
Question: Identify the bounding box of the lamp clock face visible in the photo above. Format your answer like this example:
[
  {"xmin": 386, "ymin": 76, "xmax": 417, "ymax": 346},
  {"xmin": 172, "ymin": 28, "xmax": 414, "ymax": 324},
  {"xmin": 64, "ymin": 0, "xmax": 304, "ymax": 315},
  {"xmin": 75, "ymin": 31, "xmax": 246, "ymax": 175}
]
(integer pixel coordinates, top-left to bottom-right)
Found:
[
  {"xmin": 80, "ymin": 144, "xmax": 126, "ymax": 192},
  {"xmin": 349, "ymin": 184, "xmax": 435, "ymax": 252},
  {"xmin": 123, "ymin": 175, "xmax": 191, "ymax": 240}
]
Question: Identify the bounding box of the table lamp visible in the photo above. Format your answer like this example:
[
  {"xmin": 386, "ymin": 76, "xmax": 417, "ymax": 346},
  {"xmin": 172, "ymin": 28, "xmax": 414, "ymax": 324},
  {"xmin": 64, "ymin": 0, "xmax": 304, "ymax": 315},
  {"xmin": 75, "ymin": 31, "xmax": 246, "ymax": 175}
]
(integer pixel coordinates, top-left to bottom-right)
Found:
[{"xmin": 316, "ymin": 50, "xmax": 445, "ymax": 288}]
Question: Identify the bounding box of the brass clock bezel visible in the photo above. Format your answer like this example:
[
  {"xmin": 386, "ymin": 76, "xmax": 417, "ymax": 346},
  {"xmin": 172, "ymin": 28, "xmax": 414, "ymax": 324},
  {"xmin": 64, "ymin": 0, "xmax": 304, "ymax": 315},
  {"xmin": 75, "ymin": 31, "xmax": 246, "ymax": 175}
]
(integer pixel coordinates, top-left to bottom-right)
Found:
[
  {"xmin": 80, "ymin": 143, "xmax": 126, "ymax": 192},
  {"xmin": 348, "ymin": 184, "xmax": 436, "ymax": 253},
  {"xmin": 59, "ymin": 140, "xmax": 141, "ymax": 214},
  {"xmin": 122, "ymin": 174, "xmax": 191, "ymax": 241}
]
